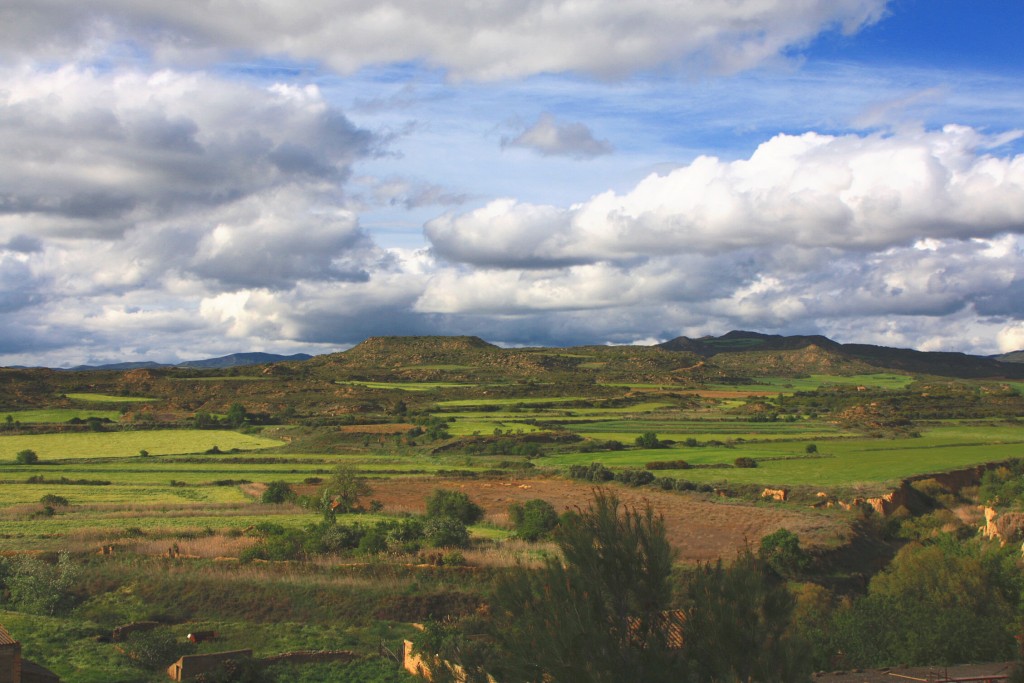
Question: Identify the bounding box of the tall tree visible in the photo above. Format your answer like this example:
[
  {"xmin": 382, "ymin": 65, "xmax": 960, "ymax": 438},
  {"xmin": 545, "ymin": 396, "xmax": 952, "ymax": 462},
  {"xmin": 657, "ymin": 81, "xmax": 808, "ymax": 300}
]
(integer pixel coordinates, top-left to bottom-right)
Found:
[
  {"xmin": 426, "ymin": 491, "xmax": 684, "ymax": 683},
  {"xmin": 682, "ymin": 549, "xmax": 810, "ymax": 682}
]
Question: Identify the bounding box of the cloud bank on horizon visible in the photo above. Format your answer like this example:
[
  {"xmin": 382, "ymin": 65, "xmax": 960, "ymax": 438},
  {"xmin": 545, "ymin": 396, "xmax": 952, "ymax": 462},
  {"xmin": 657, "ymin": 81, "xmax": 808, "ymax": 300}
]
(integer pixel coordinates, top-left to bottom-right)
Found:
[{"xmin": 1, "ymin": 0, "xmax": 1023, "ymax": 365}]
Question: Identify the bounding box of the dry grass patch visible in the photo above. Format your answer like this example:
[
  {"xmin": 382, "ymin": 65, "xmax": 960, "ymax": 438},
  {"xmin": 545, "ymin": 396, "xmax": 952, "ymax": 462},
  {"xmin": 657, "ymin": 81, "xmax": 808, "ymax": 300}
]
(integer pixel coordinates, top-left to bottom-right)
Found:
[{"xmin": 369, "ymin": 477, "xmax": 846, "ymax": 563}]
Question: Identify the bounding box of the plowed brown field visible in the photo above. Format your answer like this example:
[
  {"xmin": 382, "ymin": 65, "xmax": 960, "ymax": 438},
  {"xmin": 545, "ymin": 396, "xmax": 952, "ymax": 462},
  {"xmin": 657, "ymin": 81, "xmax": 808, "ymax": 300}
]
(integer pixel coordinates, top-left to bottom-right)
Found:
[{"xmin": 367, "ymin": 477, "xmax": 843, "ymax": 563}]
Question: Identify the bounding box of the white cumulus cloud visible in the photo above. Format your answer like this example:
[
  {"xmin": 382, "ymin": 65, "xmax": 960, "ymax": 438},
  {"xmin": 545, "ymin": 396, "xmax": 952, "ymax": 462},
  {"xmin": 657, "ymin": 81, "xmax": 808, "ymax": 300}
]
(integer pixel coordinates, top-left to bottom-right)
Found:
[{"xmin": 427, "ymin": 126, "xmax": 1024, "ymax": 267}]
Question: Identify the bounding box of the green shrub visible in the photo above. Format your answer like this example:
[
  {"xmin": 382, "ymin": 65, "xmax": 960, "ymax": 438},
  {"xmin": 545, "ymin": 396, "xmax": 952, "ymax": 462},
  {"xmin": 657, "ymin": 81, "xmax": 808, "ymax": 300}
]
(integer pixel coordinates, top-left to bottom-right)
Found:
[
  {"xmin": 634, "ymin": 432, "xmax": 662, "ymax": 449},
  {"xmin": 568, "ymin": 462, "xmax": 614, "ymax": 481},
  {"xmin": 260, "ymin": 481, "xmax": 294, "ymax": 504},
  {"xmin": 758, "ymin": 528, "xmax": 809, "ymax": 577},
  {"xmin": 426, "ymin": 489, "xmax": 484, "ymax": 525},
  {"xmin": 733, "ymin": 457, "xmax": 757, "ymax": 468},
  {"xmin": 39, "ymin": 494, "xmax": 69, "ymax": 507},
  {"xmin": 4, "ymin": 551, "xmax": 80, "ymax": 615},
  {"xmin": 508, "ymin": 499, "xmax": 559, "ymax": 541},
  {"xmin": 614, "ymin": 469, "xmax": 655, "ymax": 487},
  {"xmin": 442, "ymin": 550, "xmax": 467, "ymax": 566},
  {"xmin": 121, "ymin": 630, "xmax": 196, "ymax": 670},
  {"xmin": 830, "ymin": 540, "xmax": 1020, "ymax": 667},
  {"xmin": 15, "ymin": 449, "xmax": 38, "ymax": 464},
  {"xmin": 424, "ymin": 516, "xmax": 470, "ymax": 548}
]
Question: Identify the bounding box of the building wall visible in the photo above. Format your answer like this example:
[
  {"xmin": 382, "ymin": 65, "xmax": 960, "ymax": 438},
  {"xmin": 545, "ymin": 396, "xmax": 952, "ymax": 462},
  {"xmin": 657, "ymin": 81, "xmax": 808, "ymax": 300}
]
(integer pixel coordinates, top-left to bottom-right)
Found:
[{"xmin": 0, "ymin": 641, "xmax": 23, "ymax": 683}]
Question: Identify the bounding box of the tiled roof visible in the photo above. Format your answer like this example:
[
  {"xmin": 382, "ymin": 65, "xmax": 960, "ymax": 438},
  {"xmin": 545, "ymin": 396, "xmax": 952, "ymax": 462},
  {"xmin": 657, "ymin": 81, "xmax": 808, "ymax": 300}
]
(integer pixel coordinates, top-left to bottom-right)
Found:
[{"xmin": 0, "ymin": 623, "xmax": 16, "ymax": 645}]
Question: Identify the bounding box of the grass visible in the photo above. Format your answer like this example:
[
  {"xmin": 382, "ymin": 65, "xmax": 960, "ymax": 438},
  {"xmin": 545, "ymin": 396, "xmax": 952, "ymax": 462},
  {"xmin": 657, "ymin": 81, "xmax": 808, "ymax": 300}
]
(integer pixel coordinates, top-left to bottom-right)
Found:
[
  {"xmin": 546, "ymin": 423, "xmax": 1024, "ymax": 488},
  {"xmin": 434, "ymin": 396, "xmax": 591, "ymax": 407},
  {"xmin": 705, "ymin": 373, "xmax": 915, "ymax": 393},
  {"xmin": 0, "ymin": 430, "xmax": 283, "ymax": 461},
  {"xmin": 336, "ymin": 380, "xmax": 471, "ymax": 391},
  {"xmin": 64, "ymin": 393, "xmax": 157, "ymax": 403},
  {"xmin": 2, "ymin": 408, "xmax": 124, "ymax": 423}
]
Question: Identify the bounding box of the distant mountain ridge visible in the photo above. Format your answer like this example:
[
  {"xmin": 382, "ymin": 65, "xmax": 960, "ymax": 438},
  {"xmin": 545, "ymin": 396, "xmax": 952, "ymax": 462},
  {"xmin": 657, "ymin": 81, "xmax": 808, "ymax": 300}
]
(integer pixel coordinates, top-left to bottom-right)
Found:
[
  {"xmin": 995, "ymin": 350, "xmax": 1024, "ymax": 363},
  {"xmin": 67, "ymin": 352, "xmax": 312, "ymax": 371},
  {"xmin": 658, "ymin": 331, "xmax": 1024, "ymax": 379},
  {"xmin": 15, "ymin": 332, "xmax": 1024, "ymax": 379}
]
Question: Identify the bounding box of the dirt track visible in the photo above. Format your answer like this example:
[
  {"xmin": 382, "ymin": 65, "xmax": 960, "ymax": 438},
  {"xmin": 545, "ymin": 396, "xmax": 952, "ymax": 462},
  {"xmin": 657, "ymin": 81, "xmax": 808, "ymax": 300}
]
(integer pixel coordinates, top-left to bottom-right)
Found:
[{"xmin": 368, "ymin": 477, "xmax": 842, "ymax": 562}]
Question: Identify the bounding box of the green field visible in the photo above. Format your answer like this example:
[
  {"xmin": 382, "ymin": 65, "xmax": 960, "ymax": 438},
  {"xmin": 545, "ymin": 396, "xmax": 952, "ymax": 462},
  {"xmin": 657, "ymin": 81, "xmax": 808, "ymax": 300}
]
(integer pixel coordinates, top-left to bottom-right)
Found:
[
  {"xmin": 546, "ymin": 423, "xmax": 1024, "ymax": 488},
  {"xmin": 337, "ymin": 380, "xmax": 472, "ymax": 391},
  {"xmin": 2, "ymin": 408, "xmax": 124, "ymax": 423},
  {"xmin": 64, "ymin": 392, "xmax": 157, "ymax": 403},
  {"xmin": 706, "ymin": 373, "xmax": 916, "ymax": 393},
  {"xmin": 0, "ymin": 430, "xmax": 282, "ymax": 460}
]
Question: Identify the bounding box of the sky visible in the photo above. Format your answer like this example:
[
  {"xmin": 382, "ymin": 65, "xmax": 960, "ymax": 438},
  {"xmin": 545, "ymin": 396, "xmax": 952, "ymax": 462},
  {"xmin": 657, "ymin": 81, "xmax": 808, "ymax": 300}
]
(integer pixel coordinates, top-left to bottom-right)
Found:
[{"xmin": 1, "ymin": 0, "xmax": 1023, "ymax": 366}]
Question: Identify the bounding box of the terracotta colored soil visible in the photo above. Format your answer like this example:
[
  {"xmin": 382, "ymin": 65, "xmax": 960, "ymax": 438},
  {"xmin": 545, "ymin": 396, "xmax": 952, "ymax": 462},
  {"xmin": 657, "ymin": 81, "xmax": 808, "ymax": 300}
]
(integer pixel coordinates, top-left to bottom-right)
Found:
[
  {"xmin": 679, "ymin": 390, "xmax": 778, "ymax": 398},
  {"xmin": 367, "ymin": 477, "xmax": 840, "ymax": 563},
  {"xmin": 337, "ymin": 423, "xmax": 415, "ymax": 434}
]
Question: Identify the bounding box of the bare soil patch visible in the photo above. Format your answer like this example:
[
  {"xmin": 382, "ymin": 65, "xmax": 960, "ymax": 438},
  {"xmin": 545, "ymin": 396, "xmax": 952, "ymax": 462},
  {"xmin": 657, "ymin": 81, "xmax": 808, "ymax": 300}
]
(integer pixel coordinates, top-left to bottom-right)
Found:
[
  {"xmin": 678, "ymin": 389, "xmax": 778, "ymax": 398},
  {"xmin": 337, "ymin": 423, "xmax": 415, "ymax": 434},
  {"xmin": 368, "ymin": 477, "xmax": 843, "ymax": 563}
]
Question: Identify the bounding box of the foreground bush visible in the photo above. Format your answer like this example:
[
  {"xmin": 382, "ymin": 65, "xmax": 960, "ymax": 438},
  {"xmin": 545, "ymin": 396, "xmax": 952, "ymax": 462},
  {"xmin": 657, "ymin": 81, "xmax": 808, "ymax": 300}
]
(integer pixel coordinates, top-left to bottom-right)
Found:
[
  {"xmin": 425, "ymin": 489, "xmax": 484, "ymax": 525},
  {"xmin": 1, "ymin": 551, "xmax": 79, "ymax": 615},
  {"xmin": 830, "ymin": 539, "xmax": 1020, "ymax": 667},
  {"xmin": 508, "ymin": 499, "xmax": 559, "ymax": 541}
]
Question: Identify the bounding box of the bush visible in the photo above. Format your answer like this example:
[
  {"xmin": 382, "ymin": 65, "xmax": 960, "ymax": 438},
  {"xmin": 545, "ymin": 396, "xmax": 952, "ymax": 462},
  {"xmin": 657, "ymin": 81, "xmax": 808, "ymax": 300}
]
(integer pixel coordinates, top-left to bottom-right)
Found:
[
  {"xmin": 830, "ymin": 540, "xmax": 1020, "ymax": 667},
  {"xmin": 758, "ymin": 528, "xmax": 809, "ymax": 577},
  {"xmin": 15, "ymin": 449, "xmax": 38, "ymax": 464},
  {"xmin": 426, "ymin": 489, "xmax": 484, "ymax": 525},
  {"xmin": 357, "ymin": 526, "xmax": 389, "ymax": 554},
  {"xmin": 634, "ymin": 432, "xmax": 662, "ymax": 449},
  {"xmin": 733, "ymin": 457, "xmax": 758, "ymax": 468},
  {"xmin": 122, "ymin": 630, "xmax": 196, "ymax": 670},
  {"xmin": 614, "ymin": 469, "xmax": 655, "ymax": 487},
  {"xmin": 260, "ymin": 481, "xmax": 294, "ymax": 504},
  {"xmin": 805, "ymin": 443, "xmax": 818, "ymax": 454},
  {"xmin": 508, "ymin": 499, "xmax": 559, "ymax": 541},
  {"xmin": 568, "ymin": 462, "xmax": 614, "ymax": 482},
  {"xmin": 442, "ymin": 550, "xmax": 467, "ymax": 566},
  {"xmin": 4, "ymin": 551, "xmax": 79, "ymax": 615},
  {"xmin": 424, "ymin": 516, "xmax": 471, "ymax": 548},
  {"xmin": 39, "ymin": 494, "xmax": 69, "ymax": 507}
]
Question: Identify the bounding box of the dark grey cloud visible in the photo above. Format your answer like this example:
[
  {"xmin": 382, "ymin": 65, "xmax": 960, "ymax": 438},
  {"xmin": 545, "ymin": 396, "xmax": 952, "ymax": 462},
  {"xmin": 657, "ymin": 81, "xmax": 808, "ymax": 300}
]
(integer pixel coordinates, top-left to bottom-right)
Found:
[
  {"xmin": 0, "ymin": 254, "xmax": 47, "ymax": 313},
  {"xmin": 2, "ymin": 235, "xmax": 42, "ymax": 253},
  {"xmin": 0, "ymin": 69, "xmax": 375, "ymax": 242},
  {"xmin": 976, "ymin": 278, "xmax": 1024, "ymax": 317}
]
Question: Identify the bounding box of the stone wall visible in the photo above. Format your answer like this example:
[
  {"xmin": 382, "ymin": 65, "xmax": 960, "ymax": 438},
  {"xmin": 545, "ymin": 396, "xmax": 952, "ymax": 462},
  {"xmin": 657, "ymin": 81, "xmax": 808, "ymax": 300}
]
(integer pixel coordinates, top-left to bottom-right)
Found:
[{"xmin": 166, "ymin": 650, "xmax": 252, "ymax": 681}]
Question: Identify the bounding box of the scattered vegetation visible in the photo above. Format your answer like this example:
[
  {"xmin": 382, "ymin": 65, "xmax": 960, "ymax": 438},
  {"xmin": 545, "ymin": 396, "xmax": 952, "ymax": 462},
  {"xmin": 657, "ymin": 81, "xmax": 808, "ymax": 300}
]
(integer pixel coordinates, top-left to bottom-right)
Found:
[{"xmin": 2, "ymin": 333, "xmax": 1024, "ymax": 678}]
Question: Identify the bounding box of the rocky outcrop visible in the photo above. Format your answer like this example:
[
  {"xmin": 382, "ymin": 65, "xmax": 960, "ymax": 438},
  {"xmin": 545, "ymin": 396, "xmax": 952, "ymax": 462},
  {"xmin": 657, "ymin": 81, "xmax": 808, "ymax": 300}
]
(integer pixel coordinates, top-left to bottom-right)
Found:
[{"xmin": 981, "ymin": 506, "xmax": 1024, "ymax": 546}]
